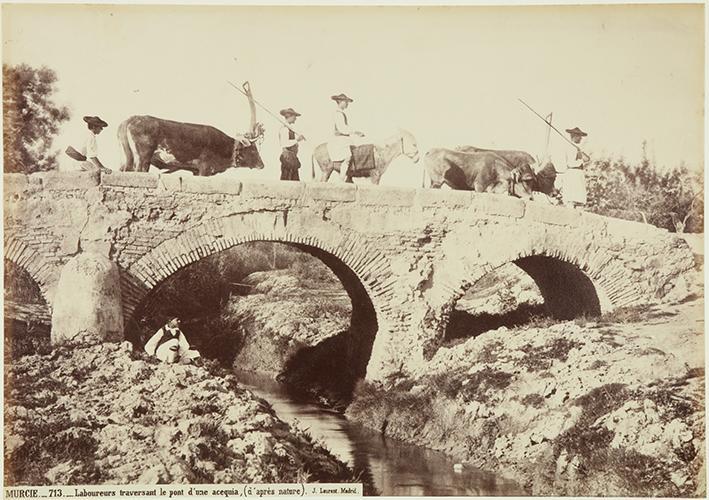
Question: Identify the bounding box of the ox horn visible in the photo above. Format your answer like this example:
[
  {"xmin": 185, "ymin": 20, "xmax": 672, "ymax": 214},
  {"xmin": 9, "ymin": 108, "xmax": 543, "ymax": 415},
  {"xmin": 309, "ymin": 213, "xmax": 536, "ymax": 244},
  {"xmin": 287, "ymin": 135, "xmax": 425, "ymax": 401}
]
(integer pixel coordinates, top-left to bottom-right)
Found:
[{"xmin": 243, "ymin": 81, "xmax": 258, "ymax": 136}]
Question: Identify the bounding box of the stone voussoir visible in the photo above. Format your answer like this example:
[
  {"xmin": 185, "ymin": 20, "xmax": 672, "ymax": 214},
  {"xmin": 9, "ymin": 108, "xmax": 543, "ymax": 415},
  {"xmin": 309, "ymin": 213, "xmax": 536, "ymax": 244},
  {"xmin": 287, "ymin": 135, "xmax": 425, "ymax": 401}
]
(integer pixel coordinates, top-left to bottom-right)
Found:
[
  {"xmin": 157, "ymin": 174, "xmax": 184, "ymax": 192},
  {"xmin": 605, "ymin": 216, "xmax": 664, "ymax": 239},
  {"xmin": 304, "ymin": 182, "xmax": 357, "ymax": 202},
  {"xmin": 357, "ymin": 185, "xmax": 416, "ymax": 206},
  {"xmin": 34, "ymin": 171, "xmax": 100, "ymax": 190},
  {"xmin": 525, "ymin": 201, "xmax": 581, "ymax": 227},
  {"xmin": 470, "ymin": 192, "xmax": 526, "ymax": 218},
  {"xmin": 240, "ymin": 180, "xmax": 305, "ymax": 199},
  {"xmin": 181, "ymin": 176, "xmax": 242, "ymax": 195},
  {"xmin": 101, "ymin": 171, "xmax": 159, "ymax": 189},
  {"xmin": 416, "ymin": 188, "xmax": 473, "ymax": 207}
]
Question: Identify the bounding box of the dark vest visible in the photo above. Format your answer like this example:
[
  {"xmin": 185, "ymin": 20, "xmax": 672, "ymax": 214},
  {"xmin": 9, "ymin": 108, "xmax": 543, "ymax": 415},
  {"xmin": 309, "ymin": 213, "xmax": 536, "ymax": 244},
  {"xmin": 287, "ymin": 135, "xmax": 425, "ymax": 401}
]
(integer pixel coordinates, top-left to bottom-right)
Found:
[
  {"xmin": 284, "ymin": 128, "xmax": 298, "ymax": 153},
  {"xmin": 155, "ymin": 327, "xmax": 179, "ymax": 350}
]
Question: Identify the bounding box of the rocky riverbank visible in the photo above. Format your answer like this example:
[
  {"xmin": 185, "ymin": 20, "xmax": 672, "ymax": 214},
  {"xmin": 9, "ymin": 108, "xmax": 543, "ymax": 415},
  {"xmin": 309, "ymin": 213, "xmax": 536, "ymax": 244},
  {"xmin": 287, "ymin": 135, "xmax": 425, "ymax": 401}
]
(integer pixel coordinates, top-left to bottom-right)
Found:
[
  {"xmin": 346, "ymin": 270, "xmax": 705, "ymax": 497},
  {"xmin": 3, "ymin": 339, "xmax": 356, "ymax": 486}
]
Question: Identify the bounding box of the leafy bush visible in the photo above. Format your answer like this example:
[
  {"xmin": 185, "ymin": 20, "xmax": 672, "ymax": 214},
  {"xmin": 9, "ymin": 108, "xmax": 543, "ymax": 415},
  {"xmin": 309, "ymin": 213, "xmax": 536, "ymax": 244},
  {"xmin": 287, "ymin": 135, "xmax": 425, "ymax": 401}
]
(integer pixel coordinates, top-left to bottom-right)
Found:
[
  {"xmin": 521, "ymin": 393, "xmax": 545, "ymax": 408},
  {"xmin": 518, "ymin": 338, "xmax": 583, "ymax": 372},
  {"xmin": 7, "ymin": 417, "xmax": 99, "ymax": 485},
  {"xmin": 554, "ymin": 383, "xmax": 628, "ymax": 458},
  {"xmin": 429, "ymin": 366, "xmax": 513, "ymax": 403},
  {"xmin": 585, "ymin": 155, "xmax": 703, "ymax": 233}
]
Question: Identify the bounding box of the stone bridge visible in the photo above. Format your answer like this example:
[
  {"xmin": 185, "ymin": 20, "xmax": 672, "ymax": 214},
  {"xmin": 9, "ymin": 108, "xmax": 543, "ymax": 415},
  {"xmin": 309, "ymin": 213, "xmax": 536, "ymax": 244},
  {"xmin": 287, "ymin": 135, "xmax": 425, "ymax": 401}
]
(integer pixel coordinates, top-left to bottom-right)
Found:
[{"xmin": 3, "ymin": 171, "xmax": 695, "ymax": 380}]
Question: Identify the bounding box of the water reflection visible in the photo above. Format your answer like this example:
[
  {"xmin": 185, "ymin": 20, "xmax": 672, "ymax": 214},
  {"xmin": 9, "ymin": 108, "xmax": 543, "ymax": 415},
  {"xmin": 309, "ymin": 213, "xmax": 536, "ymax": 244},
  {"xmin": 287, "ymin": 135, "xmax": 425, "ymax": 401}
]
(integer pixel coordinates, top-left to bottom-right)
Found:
[{"xmin": 235, "ymin": 371, "xmax": 524, "ymax": 496}]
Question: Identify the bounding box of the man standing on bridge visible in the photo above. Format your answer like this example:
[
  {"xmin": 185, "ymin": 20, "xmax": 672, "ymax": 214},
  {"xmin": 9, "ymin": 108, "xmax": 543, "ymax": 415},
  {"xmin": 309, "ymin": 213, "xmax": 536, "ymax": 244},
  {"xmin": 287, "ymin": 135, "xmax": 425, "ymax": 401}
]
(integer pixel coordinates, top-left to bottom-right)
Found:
[
  {"xmin": 328, "ymin": 93, "xmax": 364, "ymax": 182},
  {"xmin": 551, "ymin": 126, "xmax": 590, "ymax": 208},
  {"xmin": 278, "ymin": 108, "xmax": 305, "ymax": 181},
  {"xmin": 563, "ymin": 126, "xmax": 590, "ymax": 208}
]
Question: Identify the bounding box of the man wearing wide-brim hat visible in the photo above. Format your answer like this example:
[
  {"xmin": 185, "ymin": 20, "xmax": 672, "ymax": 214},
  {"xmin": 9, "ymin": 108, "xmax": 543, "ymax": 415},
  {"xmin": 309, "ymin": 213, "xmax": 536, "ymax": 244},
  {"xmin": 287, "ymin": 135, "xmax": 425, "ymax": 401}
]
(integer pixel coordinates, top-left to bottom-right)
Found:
[
  {"xmin": 558, "ymin": 126, "xmax": 590, "ymax": 208},
  {"xmin": 66, "ymin": 116, "xmax": 111, "ymax": 174},
  {"xmin": 144, "ymin": 316, "xmax": 201, "ymax": 364},
  {"xmin": 328, "ymin": 93, "xmax": 364, "ymax": 182},
  {"xmin": 278, "ymin": 108, "xmax": 305, "ymax": 181}
]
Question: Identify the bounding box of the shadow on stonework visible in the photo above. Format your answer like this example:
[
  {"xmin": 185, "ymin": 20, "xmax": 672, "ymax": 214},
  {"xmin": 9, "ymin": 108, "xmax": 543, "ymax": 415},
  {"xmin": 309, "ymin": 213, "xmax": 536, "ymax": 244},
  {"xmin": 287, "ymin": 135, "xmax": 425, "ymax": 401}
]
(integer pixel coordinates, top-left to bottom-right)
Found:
[
  {"xmin": 443, "ymin": 256, "xmax": 603, "ymax": 345},
  {"xmin": 443, "ymin": 303, "xmax": 548, "ymax": 344},
  {"xmin": 4, "ymin": 260, "xmax": 52, "ymax": 361}
]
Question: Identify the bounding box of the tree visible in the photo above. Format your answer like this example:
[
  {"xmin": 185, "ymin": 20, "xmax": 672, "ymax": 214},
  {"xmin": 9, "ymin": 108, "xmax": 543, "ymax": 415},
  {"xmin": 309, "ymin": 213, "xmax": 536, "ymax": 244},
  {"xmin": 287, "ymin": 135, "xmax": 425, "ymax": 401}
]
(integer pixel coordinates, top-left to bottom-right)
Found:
[
  {"xmin": 585, "ymin": 154, "xmax": 703, "ymax": 233},
  {"xmin": 3, "ymin": 64, "xmax": 70, "ymax": 173}
]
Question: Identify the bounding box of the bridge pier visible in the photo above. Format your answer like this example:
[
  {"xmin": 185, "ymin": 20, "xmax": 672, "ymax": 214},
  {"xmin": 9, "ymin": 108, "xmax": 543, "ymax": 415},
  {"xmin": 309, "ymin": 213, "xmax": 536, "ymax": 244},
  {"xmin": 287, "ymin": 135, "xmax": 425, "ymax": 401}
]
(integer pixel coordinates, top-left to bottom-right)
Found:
[{"xmin": 51, "ymin": 252, "xmax": 124, "ymax": 345}]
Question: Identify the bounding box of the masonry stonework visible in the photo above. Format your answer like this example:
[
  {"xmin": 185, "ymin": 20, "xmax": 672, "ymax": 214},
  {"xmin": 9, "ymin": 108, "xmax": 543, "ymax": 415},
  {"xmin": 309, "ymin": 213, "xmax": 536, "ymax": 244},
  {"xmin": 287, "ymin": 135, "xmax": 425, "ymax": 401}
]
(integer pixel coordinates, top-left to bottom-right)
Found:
[{"xmin": 3, "ymin": 172, "xmax": 696, "ymax": 380}]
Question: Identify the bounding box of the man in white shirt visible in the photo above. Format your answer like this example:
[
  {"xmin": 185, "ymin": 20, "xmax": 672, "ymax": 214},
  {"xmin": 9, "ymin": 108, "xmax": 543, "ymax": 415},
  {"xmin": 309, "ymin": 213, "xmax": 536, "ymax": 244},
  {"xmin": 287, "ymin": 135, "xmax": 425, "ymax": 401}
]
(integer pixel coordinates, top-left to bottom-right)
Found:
[
  {"xmin": 327, "ymin": 93, "xmax": 364, "ymax": 182},
  {"xmin": 80, "ymin": 116, "xmax": 111, "ymax": 174},
  {"xmin": 549, "ymin": 126, "xmax": 590, "ymax": 208},
  {"xmin": 278, "ymin": 108, "xmax": 305, "ymax": 181},
  {"xmin": 144, "ymin": 317, "xmax": 201, "ymax": 364}
]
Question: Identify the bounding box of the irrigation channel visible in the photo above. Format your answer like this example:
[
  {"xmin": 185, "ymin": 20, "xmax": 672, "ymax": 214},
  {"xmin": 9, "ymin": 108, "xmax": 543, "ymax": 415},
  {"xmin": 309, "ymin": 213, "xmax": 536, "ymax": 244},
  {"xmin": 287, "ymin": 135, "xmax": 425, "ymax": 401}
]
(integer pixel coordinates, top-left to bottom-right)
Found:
[{"xmin": 236, "ymin": 371, "xmax": 525, "ymax": 496}]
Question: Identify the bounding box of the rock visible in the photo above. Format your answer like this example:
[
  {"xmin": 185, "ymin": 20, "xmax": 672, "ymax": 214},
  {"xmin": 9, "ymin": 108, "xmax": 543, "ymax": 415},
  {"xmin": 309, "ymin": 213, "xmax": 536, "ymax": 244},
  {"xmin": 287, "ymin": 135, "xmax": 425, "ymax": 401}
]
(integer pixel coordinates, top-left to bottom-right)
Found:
[
  {"xmin": 45, "ymin": 461, "xmax": 78, "ymax": 484},
  {"xmin": 543, "ymin": 382, "xmax": 556, "ymax": 398},
  {"xmin": 664, "ymin": 419, "xmax": 693, "ymax": 448},
  {"xmin": 107, "ymin": 411, "xmax": 123, "ymax": 424},
  {"xmin": 154, "ymin": 426, "xmax": 178, "ymax": 449},
  {"xmin": 643, "ymin": 399, "xmax": 660, "ymax": 423},
  {"xmin": 540, "ymin": 415, "xmax": 566, "ymax": 442},
  {"xmin": 465, "ymin": 401, "xmax": 481, "ymax": 419},
  {"xmin": 137, "ymin": 465, "xmax": 165, "ymax": 484},
  {"xmin": 492, "ymin": 435, "xmax": 511, "ymax": 459},
  {"xmin": 670, "ymin": 470, "xmax": 689, "ymax": 488},
  {"xmin": 555, "ymin": 450, "xmax": 569, "ymax": 475},
  {"xmin": 567, "ymin": 455, "xmax": 582, "ymax": 480},
  {"xmin": 128, "ymin": 360, "xmax": 150, "ymax": 380},
  {"xmin": 529, "ymin": 431, "xmax": 545, "ymax": 445},
  {"xmin": 5, "ymin": 434, "xmax": 25, "ymax": 456},
  {"xmin": 14, "ymin": 406, "xmax": 29, "ymax": 419},
  {"xmin": 132, "ymin": 425, "xmax": 152, "ymax": 440},
  {"xmin": 69, "ymin": 409, "xmax": 89, "ymax": 425}
]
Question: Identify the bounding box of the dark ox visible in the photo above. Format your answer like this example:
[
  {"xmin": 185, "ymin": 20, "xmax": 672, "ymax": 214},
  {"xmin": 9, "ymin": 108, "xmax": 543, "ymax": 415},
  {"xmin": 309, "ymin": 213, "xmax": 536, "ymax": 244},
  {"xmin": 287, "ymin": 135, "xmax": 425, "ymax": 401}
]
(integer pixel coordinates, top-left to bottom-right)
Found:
[
  {"xmin": 118, "ymin": 83, "xmax": 264, "ymax": 175},
  {"xmin": 455, "ymin": 146, "xmax": 536, "ymax": 171},
  {"xmin": 455, "ymin": 146, "xmax": 560, "ymax": 199},
  {"xmin": 424, "ymin": 148, "xmax": 536, "ymax": 199},
  {"xmin": 533, "ymin": 160, "xmax": 560, "ymax": 198}
]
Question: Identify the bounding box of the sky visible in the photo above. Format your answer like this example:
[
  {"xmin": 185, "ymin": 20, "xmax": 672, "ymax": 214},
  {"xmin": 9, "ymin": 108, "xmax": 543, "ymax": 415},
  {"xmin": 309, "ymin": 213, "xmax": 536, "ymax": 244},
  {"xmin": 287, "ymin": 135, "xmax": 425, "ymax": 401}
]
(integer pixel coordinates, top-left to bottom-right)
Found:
[{"xmin": 2, "ymin": 4, "xmax": 705, "ymax": 185}]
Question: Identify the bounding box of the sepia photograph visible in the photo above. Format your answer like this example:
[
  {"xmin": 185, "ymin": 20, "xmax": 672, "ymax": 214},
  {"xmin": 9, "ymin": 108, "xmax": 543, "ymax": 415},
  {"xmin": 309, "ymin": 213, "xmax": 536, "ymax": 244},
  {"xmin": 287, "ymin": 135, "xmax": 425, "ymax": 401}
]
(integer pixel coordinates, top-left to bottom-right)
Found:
[{"xmin": 2, "ymin": 2, "xmax": 706, "ymax": 497}]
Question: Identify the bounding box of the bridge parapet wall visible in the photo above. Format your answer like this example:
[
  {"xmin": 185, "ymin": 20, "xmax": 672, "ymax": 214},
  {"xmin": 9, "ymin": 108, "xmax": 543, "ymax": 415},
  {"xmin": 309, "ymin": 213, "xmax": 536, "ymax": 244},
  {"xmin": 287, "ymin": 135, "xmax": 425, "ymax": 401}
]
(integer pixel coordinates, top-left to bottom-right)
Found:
[{"xmin": 2, "ymin": 171, "xmax": 680, "ymax": 233}]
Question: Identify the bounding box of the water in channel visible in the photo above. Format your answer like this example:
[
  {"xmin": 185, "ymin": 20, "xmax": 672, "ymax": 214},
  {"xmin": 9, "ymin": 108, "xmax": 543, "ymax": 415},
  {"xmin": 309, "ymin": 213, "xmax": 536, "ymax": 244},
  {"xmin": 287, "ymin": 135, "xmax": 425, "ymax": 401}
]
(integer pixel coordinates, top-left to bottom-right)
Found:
[{"xmin": 235, "ymin": 371, "xmax": 525, "ymax": 496}]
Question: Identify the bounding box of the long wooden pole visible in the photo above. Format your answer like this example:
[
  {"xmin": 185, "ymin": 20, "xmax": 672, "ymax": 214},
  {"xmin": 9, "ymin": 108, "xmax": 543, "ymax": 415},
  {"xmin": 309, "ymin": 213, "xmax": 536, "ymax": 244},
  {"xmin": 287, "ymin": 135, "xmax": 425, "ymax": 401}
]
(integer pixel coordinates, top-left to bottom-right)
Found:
[
  {"xmin": 518, "ymin": 98, "xmax": 578, "ymax": 149},
  {"xmin": 227, "ymin": 80, "xmax": 306, "ymax": 139},
  {"xmin": 545, "ymin": 112, "xmax": 553, "ymax": 155}
]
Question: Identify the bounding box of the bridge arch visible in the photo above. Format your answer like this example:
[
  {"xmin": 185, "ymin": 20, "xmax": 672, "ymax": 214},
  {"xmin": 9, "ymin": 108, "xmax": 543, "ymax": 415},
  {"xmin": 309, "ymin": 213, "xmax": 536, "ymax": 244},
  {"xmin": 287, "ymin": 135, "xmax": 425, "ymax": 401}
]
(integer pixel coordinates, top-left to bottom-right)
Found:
[
  {"xmin": 423, "ymin": 224, "xmax": 645, "ymax": 352},
  {"xmin": 3, "ymin": 238, "xmax": 53, "ymax": 306},
  {"xmin": 120, "ymin": 211, "xmax": 396, "ymax": 378}
]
